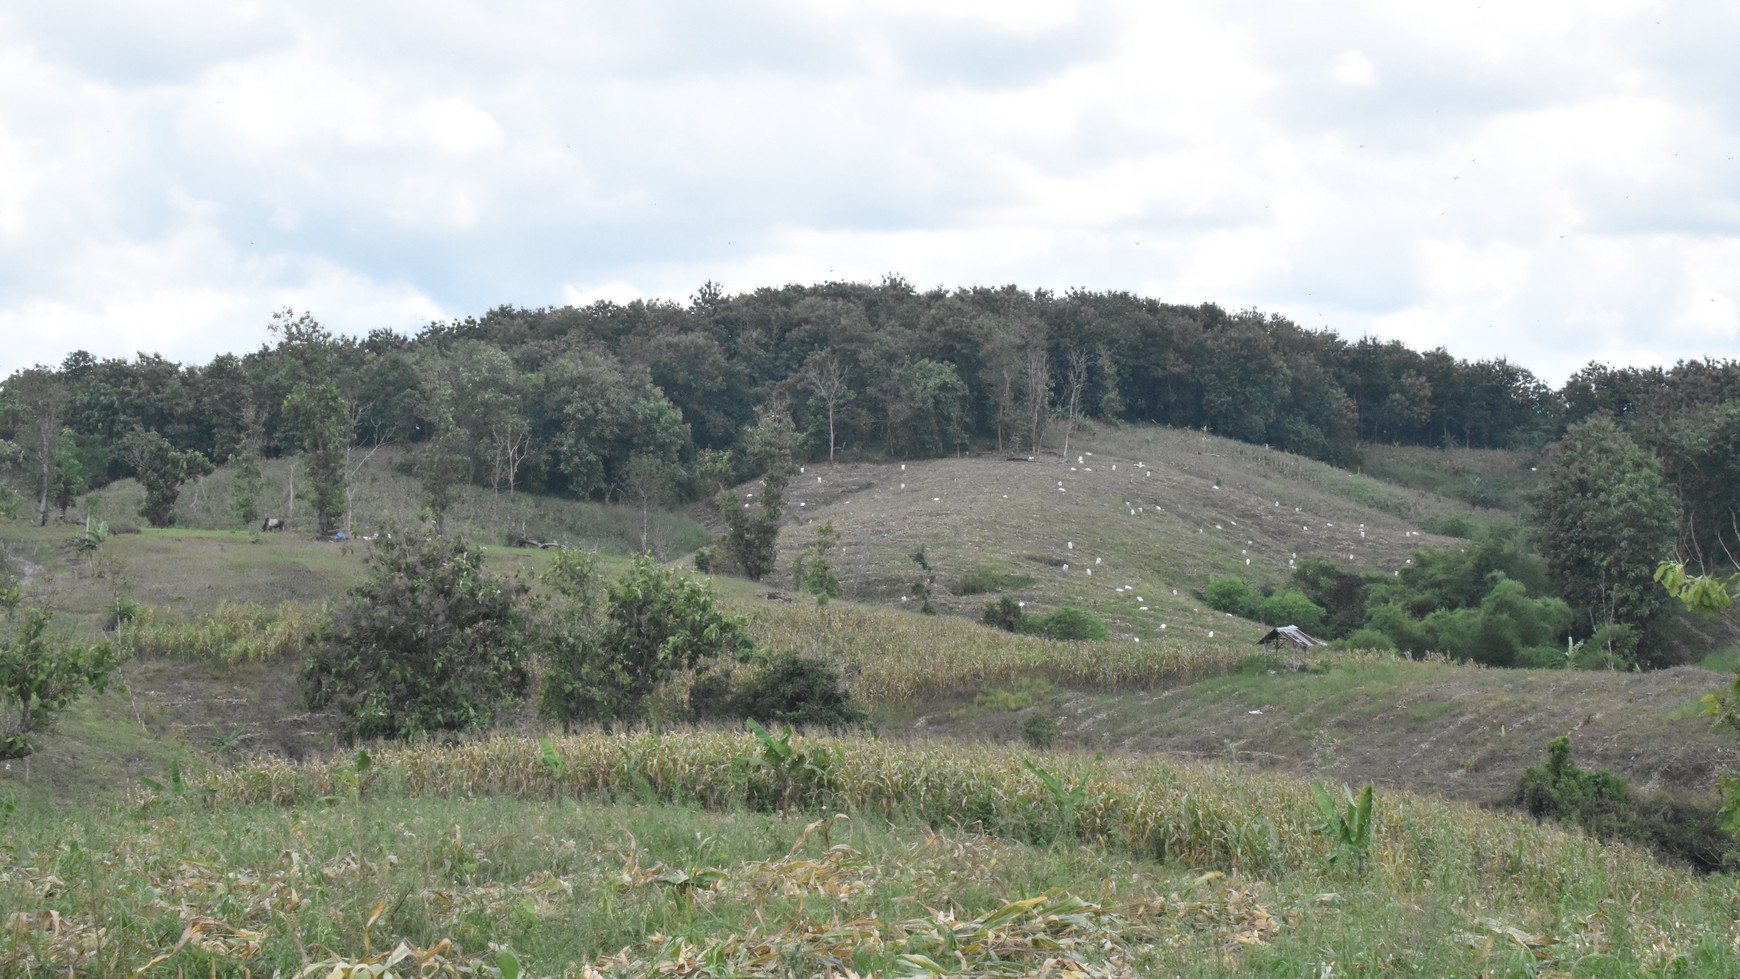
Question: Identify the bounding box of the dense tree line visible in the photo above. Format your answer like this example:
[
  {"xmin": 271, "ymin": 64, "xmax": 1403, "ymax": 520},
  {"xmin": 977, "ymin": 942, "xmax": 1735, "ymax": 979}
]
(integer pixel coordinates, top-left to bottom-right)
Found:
[{"xmin": 0, "ymin": 282, "xmax": 1735, "ymax": 588}]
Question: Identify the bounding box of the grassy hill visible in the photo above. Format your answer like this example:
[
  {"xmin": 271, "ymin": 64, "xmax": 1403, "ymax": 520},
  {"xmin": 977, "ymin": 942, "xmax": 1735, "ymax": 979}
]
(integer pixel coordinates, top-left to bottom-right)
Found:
[{"xmin": 6, "ymin": 423, "xmax": 1740, "ymax": 975}]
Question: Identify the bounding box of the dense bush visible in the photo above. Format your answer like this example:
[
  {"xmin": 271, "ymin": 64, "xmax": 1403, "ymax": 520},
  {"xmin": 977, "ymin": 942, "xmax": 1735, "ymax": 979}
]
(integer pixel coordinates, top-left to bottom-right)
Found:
[
  {"xmin": 981, "ymin": 596, "xmax": 1024, "ymax": 633},
  {"xmin": 1335, "ymin": 628, "xmax": 1396, "ymax": 652},
  {"xmin": 1256, "ymin": 589, "xmax": 1326, "ymax": 632},
  {"xmin": 540, "ymin": 552, "xmax": 753, "ymax": 730},
  {"xmin": 1203, "ymin": 577, "xmax": 1259, "ymax": 619},
  {"xmin": 1289, "ymin": 559, "xmax": 1373, "ymax": 639},
  {"xmin": 302, "ymin": 530, "xmax": 529, "ymax": 742},
  {"xmin": 1510, "ymin": 736, "xmax": 1740, "ymax": 872},
  {"xmin": 727, "ymin": 654, "xmax": 866, "ymax": 731},
  {"xmin": 1024, "ymin": 606, "xmax": 1109, "ymax": 642}
]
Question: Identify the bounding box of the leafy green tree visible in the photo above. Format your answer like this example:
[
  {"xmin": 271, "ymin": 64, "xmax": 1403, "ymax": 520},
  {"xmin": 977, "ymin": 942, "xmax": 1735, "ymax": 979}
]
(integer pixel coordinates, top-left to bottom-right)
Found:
[
  {"xmin": 797, "ymin": 350, "xmax": 853, "ymax": 463},
  {"xmin": 1290, "ymin": 559, "xmax": 1374, "ymax": 639},
  {"xmin": 302, "ymin": 530, "xmax": 529, "ymax": 741},
  {"xmin": 538, "ymin": 554, "xmax": 752, "ymax": 729},
  {"xmin": 47, "ymin": 429, "xmax": 87, "ymax": 521},
  {"xmin": 1256, "ymin": 589, "xmax": 1326, "ymax": 633},
  {"xmin": 0, "ymin": 368, "xmax": 71, "ymax": 526},
  {"xmin": 415, "ymin": 390, "xmax": 471, "ymax": 536},
  {"xmin": 0, "ymin": 584, "xmax": 122, "ymax": 760},
  {"xmin": 547, "ymin": 351, "xmax": 689, "ymax": 501},
  {"xmin": 1528, "ymin": 415, "xmax": 1677, "ymax": 644},
  {"xmin": 880, "ymin": 359, "xmax": 970, "ymax": 458},
  {"xmin": 534, "ymin": 550, "xmax": 619, "ymax": 730},
  {"xmin": 1204, "ymin": 576, "xmax": 1260, "ymax": 618},
  {"xmin": 282, "ymin": 380, "xmax": 348, "ymax": 536},
  {"xmin": 792, "ymin": 521, "xmax": 843, "ymax": 605},
  {"xmin": 230, "ymin": 446, "xmax": 264, "ymax": 528},
  {"xmin": 621, "ymin": 452, "xmax": 680, "ymax": 554},
  {"xmin": 727, "ymin": 654, "xmax": 865, "ymax": 730},
  {"xmin": 722, "ymin": 399, "xmax": 800, "ymax": 580},
  {"xmin": 122, "ymin": 428, "xmax": 213, "ymax": 527}
]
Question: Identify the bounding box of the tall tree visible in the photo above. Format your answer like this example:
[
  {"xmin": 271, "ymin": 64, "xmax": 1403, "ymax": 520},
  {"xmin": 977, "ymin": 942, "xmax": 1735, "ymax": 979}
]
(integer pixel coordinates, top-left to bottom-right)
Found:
[
  {"xmin": 121, "ymin": 428, "xmax": 213, "ymax": 527},
  {"xmin": 1057, "ymin": 344, "xmax": 1091, "ymax": 463},
  {"xmin": 722, "ymin": 398, "xmax": 800, "ymax": 580},
  {"xmin": 1528, "ymin": 415, "xmax": 1678, "ymax": 643},
  {"xmin": 1, "ymin": 369, "xmax": 71, "ymax": 526},
  {"xmin": 797, "ymin": 350, "xmax": 853, "ymax": 463},
  {"xmin": 1022, "ymin": 333, "xmax": 1051, "ymax": 453},
  {"xmin": 281, "ymin": 381, "xmax": 348, "ymax": 536}
]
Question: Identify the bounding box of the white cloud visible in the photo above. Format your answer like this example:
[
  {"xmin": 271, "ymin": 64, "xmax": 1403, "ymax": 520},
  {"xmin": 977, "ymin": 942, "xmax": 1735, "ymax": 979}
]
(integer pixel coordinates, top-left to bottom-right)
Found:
[
  {"xmin": 0, "ymin": 0, "xmax": 1733, "ymax": 388},
  {"xmin": 1332, "ymin": 51, "xmax": 1377, "ymax": 87}
]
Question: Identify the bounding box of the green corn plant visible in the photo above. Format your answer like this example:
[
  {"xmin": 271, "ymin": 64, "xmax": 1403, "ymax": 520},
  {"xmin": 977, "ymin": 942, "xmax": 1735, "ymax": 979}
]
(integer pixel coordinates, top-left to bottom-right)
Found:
[
  {"xmin": 538, "ymin": 736, "xmax": 568, "ymax": 788},
  {"xmin": 1311, "ymin": 782, "xmax": 1375, "ymax": 876},
  {"xmin": 1024, "ymin": 760, "xmax": 1087, "ymax": 843}
]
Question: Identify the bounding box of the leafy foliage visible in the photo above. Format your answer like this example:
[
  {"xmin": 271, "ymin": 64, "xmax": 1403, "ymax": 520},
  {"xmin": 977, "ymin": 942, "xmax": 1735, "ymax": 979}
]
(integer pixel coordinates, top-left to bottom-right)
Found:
[
  {"xmin": 982, "ymin": 596, "xmax": 1025, "ymax": 633},
  {"xmin": 1203, "ymin": 576, "xmax": 1259, "ymax": 619},
  {"xmin": 0, "ymin": 587, "xmax": 123, "ymax": 759},
  {"xmin": 1255, "ymin": 589, "xmax": 1326, "ymax": 632},
  {"xmin": 724, "ymin": 654, "xmax": 866, "ymax": 731},
  {"xmin": 539, "ymin": 553, "xmax": 753, "ymax": 729},
  {"xmin": 281, "ymin": 379, "xmax": 349, "ymax": 536},
  {"xmin": 1311, "ymin": 783, "xmax": 1375, "ymax": 875},
  {"xmin": 720, "ymin": 400, "xmax": 799, "ymax": 580},
  {"xmin": 1528, "ymin": 415, "xmax": 1677, "ymax": 645},
  {"xmin": 1509, "ymin": 736, "xmax": 1739, "ymax": 872},
  {"xmin": 302, "ymin": 530, "xmax": 529, "ymax": 741},
  {"xmin": 1023, "ymin": 606, "xmax": 1109, "ymax": 642},
  {"xmin": 122, "ymin": 428, "xmax": 213, "ymax": 527},
  {"xmin": 791, "ymin": 521, "xmax": 843, "ymax": 606}
]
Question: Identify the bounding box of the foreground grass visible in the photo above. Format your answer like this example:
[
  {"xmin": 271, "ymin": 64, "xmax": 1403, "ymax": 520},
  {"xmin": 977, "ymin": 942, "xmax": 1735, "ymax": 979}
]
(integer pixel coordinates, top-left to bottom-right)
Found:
[{"xmin": 6, "ymin": 731, "xmax": 1735, "ymax": 976}]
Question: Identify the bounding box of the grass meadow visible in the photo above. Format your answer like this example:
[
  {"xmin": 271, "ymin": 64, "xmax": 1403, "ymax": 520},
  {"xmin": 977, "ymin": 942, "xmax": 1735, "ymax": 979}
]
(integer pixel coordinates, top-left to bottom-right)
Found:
[{"xmin": 4, "ymin": 731, "xmax": 1736, "ymax": 976}]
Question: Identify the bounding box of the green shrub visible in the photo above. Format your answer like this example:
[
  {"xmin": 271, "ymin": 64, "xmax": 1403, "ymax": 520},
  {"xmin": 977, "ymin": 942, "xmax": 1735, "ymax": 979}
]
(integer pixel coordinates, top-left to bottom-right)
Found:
[
  {"xmin": 1421, "ymin": 514, "xmax": 1477, "ymax": 539},
  {"xmin": 1023, "ymin": 606, "xmax": 1109, "ymax": 642},
  {"xmin": 1289, "ymin": 559, "xmax": 1373, "ymax": 639},
  {"xmin": 1022, "ymin": 712, "xmax": 1059, "ymax": 749},
  {"xmin": 1365, "ymin": 602, "xmax": 1429, "ymax": 656},
  {"xmin": 1203, "ymin": 577, "xmax": 1259, "ymax": 618},
  {"xmin": 1509, "ymin": 736, "xmax": 1739, "ymax": 872},
  {"xmin": 539, "ymin": 553, "xmax": 754, "ymax": 730},
  {"xmin": 1256, "ymin": 589, "xmax": 1326, "ymax": 632},
  {"xmin": 730, "ymin": 654, "xmax": 866, "ymax": 731},
  {"xmin": 1337, "ymin": 628, "xmax": 1396, "ymax": 652},
  {"xmin": 1514, "ymin": 644, "xmax": 1565, "ymax": 669},
  {"xmin": 1577, "ymin": 624, "xmax": 1639, "ymax": 670},
  {"xmin": 981, "ymin": 596, "xmax": 1024, "ymax": 633},
  {"xmin": 302, "ymin": 530, "xmax": 529, "ymax": 742}
]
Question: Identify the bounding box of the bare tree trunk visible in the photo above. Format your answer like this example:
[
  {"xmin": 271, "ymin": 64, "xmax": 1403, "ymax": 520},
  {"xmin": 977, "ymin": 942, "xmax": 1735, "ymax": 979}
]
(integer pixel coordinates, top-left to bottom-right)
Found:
[{"xmin": 1059, "ymin": 345, "xmax": 1090, "ymax": 464}]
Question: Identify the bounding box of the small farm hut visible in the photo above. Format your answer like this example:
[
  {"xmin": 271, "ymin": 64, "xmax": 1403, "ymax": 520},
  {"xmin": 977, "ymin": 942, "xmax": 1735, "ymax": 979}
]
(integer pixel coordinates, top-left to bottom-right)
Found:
[{"xmin": 1255, "ymin": 625, "xmax": 1321, "ymax": 651}]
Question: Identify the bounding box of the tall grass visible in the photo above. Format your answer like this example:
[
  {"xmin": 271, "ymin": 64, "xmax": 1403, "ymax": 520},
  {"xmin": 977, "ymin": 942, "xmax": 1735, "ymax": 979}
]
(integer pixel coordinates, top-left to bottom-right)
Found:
[
  {"xmin": 154, "ymin": 731, "xmax": 1735, "ymax": 970},
  {"xmin": 118, "ymin": 600, "xmax": 328, "ymax": 665}
]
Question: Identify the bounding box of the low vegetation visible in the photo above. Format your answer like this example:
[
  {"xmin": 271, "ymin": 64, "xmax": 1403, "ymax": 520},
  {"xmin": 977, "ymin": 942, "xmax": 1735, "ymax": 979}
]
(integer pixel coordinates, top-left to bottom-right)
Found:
[{"xmin": 5, "ymin": 731, "xmax": 1734, "ymax": 976}]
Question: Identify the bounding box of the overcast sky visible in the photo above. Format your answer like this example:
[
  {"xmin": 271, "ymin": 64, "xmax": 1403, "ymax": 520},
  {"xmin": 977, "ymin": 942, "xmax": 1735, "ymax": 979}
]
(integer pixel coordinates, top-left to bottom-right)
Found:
[{"xmin": 2, "ymin": 1, "xmax": 1736, "ymax": 387}]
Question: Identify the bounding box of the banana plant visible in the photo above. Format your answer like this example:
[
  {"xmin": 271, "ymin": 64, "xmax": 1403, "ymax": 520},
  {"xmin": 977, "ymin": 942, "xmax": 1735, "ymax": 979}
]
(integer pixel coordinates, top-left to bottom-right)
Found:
[{"xmin": 1311, "ymin": 782, "xmax": 1375, "ymax": 876}]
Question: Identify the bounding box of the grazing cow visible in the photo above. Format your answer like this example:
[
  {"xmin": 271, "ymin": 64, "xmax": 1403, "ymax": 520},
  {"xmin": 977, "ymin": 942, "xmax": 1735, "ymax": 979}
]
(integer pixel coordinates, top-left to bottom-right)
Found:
[{"xmin": 261, "ymin": 517, "xmax": 286, "ymax": 532}]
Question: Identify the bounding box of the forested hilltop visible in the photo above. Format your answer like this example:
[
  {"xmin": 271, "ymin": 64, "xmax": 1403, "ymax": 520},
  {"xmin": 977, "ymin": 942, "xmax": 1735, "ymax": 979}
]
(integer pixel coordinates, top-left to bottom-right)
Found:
[{"xmin": 2, "ymin": 278, "xmax": 1738, "ymax": 564}]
